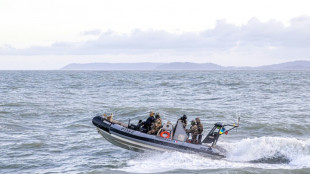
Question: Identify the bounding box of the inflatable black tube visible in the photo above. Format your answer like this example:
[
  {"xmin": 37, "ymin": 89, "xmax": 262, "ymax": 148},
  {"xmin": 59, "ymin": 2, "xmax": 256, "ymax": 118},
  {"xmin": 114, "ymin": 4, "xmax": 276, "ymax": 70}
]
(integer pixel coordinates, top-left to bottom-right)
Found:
[{"xmin": 92, "ymin": 116, "xmax": 110, "ymax": 133}]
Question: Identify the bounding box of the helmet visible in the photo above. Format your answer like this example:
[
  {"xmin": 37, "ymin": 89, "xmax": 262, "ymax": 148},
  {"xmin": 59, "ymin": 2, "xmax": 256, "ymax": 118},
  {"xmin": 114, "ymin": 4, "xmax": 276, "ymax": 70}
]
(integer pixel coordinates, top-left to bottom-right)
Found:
[
  {"xmin": 182, "ymin": 114, "xmax": 187, "ymax": 120},
  {"xmin": 191, "ymin": 120, "xmax": 196, "ymax": 125},
  {"xmin": 149, "ymin": 111, "xmax": 155, "ymax": 117},
  {"xmin": 155, "ymin": 113, "xmax": 160, "ymax": 119},
  {"xmin": 195, "ymin": 117, "xmax": 200, "ymax": 123}
]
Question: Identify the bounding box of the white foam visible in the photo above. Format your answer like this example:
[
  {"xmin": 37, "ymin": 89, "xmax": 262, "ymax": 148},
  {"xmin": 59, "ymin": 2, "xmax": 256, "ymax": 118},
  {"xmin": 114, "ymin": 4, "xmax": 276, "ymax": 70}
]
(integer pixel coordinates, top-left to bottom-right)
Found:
[
  {"xmin": 116, "ymin": 137, "xmax": 310, "ymax": 173},
  {"xmin": 221, "ymin": 136, "xmax": 310, "ymax": 165}
]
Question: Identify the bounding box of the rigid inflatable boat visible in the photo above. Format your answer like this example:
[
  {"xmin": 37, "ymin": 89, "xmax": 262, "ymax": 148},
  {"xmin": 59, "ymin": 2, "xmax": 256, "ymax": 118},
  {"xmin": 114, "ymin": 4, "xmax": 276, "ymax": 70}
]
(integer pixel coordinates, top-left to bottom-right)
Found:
[{"xmin": 92, "ymin": 115, "xmax": 239, "ymax": 159}]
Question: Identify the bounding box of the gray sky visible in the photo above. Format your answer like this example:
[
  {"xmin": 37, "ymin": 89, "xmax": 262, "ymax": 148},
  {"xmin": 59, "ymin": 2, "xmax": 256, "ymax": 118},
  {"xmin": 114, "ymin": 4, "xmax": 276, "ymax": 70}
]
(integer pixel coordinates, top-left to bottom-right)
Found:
[{"xmin": 1, "ymin": 0, "xmax": 310, "ymax": 69}]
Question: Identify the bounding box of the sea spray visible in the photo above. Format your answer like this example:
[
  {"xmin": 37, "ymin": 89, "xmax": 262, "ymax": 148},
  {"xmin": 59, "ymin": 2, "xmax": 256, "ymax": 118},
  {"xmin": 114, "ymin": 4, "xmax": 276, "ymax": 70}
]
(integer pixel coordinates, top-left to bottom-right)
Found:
[
  {"xmin": 222, "ymin": 136, "xmax": 310, "ymax": 165},
  {"xmin": 117, "ymin": 137, "xmax": 310, "ymax": 173}
]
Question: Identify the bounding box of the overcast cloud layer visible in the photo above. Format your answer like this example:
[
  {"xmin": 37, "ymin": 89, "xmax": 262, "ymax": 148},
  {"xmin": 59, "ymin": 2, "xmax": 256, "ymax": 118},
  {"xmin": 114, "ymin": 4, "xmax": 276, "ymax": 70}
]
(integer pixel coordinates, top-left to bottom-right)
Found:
[{"xmin": 1, "ymin": 16, "xmax": 310, "ymax": 67}]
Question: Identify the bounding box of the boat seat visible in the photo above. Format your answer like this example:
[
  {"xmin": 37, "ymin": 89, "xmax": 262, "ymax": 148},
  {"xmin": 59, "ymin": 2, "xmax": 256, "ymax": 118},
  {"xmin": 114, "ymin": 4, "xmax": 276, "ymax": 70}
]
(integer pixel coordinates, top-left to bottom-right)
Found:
[{"xmin": 157, "ymin": 121, "xmax": 174, "ymax": 137}]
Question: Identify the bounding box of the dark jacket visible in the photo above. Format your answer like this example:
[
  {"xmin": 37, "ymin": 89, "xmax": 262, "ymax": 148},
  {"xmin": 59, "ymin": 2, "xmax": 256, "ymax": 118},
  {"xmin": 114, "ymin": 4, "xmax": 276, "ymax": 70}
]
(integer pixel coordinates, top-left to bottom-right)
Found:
[{"xmin": 144, "ymin": 116, "xmax": 155, "ymax": 130}]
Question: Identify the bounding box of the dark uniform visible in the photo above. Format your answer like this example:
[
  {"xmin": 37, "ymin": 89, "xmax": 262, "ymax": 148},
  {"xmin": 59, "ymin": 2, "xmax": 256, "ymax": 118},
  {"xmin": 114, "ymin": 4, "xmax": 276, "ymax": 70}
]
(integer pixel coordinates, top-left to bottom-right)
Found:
[
  {"xmin": 186, "ymin": 120, "xmax": 198, "ymax": 143},
  {"xmin": 147, "ymin": 114, "xmax": 162, "ymax": 134},
  {"xmin": 143, "ymin": 111, "xmax": 155, "ymax": 131}
]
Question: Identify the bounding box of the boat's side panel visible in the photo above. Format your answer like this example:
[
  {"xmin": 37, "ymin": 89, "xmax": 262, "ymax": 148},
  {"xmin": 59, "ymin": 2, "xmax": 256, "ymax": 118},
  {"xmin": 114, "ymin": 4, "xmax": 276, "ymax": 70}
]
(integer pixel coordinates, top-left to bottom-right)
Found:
[
  {"xmin": 97, "ymin": 128, "xmax": 146, "ymax": 152},
  {"xmin": 109, "ymin": 124, "xmax": 225, "ymax": 158},
  {"xmin": 98, "ymin": 128, "xmax": 168, "ymax": 152},
  {"xmin": 93, "ymin": 116, "xmax": 165, "ymax": 152}
]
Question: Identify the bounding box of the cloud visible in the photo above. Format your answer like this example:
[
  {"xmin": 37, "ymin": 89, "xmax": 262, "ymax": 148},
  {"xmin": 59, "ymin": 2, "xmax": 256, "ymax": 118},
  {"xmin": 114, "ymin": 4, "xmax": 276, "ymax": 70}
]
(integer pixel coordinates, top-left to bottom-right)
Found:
[
  {"xmin": 1, "ymin": 16, "xmax": 310, "ymax": 62},
  {"xmin": 81, "ymin": 29, "xmax": 102, "ymax": 36}
]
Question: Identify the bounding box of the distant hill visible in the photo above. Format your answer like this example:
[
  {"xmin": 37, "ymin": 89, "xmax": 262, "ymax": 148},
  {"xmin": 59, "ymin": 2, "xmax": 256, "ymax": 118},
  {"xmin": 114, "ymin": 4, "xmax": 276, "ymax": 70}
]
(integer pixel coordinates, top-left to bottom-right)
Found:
[
  {"xmin": 255, "ymin": 60, "xmax": 310, "ymax": 70},
  {"xmin": 155, "ymin": 62, "xmax": 224, "ymax": 70},
  {"xmin": 62, "ymin": 63, "xmax": 163, "ymax": 70},
  {"xmin": 61, "ymin": 60, "xmax": 310, "ymax": 70}
]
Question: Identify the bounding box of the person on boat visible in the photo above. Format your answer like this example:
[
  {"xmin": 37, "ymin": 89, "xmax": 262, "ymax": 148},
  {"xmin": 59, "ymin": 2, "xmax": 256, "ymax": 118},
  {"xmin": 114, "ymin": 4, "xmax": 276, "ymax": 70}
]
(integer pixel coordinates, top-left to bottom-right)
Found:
[
  {"xmin": 195, "ymin": 117, "xmax": 203, "ymax": 143},
  {"xmin": 147, "ymin": 113, "xmax": 162, "ymax": 134},
  {"xmin": 196, "ymin": 117, "xmax": 203, "ymax": 134},
  {"xmin": 186, "ymin": 120, "xmax": 198, "ymax": 143},
  {"xmin": 178, "ymin": 114, "xmax": 187, "ymax": 128},
  {"xmin": 143, "ymin": 111, "xmax": 155, "ymax": 131}
]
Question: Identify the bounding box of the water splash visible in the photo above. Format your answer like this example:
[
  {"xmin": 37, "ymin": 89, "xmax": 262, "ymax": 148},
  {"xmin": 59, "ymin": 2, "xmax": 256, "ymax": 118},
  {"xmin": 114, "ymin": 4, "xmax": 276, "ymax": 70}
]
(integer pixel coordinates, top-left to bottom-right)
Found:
[
  {"xmin": 117, "ymin": 137, "xmax": 310, "ymax": 173},
  {"xmin": 222, "ymin": 136, "xmax": 310, "ymax": 165}
]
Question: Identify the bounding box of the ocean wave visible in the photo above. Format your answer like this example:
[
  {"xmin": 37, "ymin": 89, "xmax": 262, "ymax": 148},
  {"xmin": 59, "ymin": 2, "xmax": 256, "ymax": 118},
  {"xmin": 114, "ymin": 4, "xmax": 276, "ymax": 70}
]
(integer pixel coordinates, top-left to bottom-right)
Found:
[
  {"xmin": 222, "ymin": 136, "xmax": 310, "ymax": 165},
  {"xmin": 116, "ymin": 137, "xmax": 310, "ymax": 173}
]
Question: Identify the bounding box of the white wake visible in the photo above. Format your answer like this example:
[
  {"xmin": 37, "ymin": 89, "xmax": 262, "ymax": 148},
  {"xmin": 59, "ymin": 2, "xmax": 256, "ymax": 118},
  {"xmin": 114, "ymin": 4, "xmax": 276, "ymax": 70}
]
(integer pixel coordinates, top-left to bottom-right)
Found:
[{"xmin": 116, "ymin": 137, "xmax": 310, "ymax": 173}]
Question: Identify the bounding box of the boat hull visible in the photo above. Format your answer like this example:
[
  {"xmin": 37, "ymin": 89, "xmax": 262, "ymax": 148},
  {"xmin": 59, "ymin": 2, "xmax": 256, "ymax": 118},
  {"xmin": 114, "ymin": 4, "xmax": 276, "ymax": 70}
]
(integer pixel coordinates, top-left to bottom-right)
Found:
[{"xmin": 92, "ymin": 116, "xmax": 226, "ymax": 159}]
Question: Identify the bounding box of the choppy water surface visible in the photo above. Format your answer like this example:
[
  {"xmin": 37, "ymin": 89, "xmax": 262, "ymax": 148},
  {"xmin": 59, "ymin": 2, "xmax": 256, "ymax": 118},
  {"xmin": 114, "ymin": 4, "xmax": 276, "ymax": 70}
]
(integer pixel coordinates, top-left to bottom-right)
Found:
[{"xmin": 0, "ymin": 71, "xmax": 310, "ymax": 173}]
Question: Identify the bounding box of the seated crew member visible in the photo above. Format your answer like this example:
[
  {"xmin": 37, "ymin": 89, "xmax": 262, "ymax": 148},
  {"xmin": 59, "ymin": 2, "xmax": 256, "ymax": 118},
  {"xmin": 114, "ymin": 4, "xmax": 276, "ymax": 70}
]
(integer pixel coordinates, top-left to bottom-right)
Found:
[
  {"xmin": 186, "ymin": 120, "xmax": 198, "ymax": 144},
  {"xmin": 143, "ymin": 111, "xmax": 155, "ymax": 131},
  {"xmin": 195, "ymin": 117, "xmax": 203, "ymax": 143},
  {"xmin": 178, "ymin": 114, "xmax": 187, "ymax": 128},
  {"xmin": 147, "ymin": 113, "xmax": 162, "ymax": 134},
  {"xmin": 135, "ymin": 120, "xmax": 143, "ymax": 130}
]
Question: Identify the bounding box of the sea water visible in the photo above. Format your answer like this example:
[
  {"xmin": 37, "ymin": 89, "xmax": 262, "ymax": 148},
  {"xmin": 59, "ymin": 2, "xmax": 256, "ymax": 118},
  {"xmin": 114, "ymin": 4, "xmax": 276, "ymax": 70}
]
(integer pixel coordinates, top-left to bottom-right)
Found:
[{"xmin": 0, "ymin": 71, "xmax": 309, "ymax": 173}]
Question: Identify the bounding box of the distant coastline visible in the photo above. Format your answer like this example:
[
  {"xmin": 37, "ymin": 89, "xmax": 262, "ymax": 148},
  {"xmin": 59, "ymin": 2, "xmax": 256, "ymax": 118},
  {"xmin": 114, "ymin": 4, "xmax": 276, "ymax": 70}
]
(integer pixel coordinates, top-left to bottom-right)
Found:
[{"xmin": 61, "ymin": 60, "xmax": 310, "ymax": 71}]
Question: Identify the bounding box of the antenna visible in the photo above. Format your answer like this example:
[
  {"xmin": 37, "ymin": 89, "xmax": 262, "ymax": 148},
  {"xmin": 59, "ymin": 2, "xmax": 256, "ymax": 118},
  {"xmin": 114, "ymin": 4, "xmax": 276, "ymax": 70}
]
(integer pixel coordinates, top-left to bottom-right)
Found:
[{"xmin": 236, "ymin": 117, "xmax": 240, "ymax": 132}]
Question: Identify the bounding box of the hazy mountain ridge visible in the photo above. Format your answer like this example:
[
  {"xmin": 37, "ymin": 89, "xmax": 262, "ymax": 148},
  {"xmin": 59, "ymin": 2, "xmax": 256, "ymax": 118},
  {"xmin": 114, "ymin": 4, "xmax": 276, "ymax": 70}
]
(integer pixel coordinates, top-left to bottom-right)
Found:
[
  {"xmin": 156, "ymin": 62, "xmax": 224, "ymax": 70},
  {"xmin": 255, "ymin": 61, "xmax": 310, "ymax": 70},
  {"xmin": 62, "ymin": 62, "xmax": 163, "ymax": 70},
  {"xmin": 61, "ymin": 60, "xmax": 310, "ymax": 70}
]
